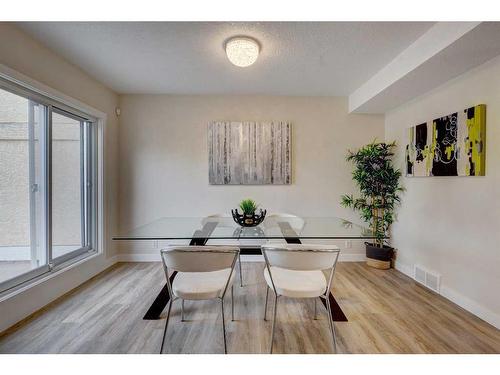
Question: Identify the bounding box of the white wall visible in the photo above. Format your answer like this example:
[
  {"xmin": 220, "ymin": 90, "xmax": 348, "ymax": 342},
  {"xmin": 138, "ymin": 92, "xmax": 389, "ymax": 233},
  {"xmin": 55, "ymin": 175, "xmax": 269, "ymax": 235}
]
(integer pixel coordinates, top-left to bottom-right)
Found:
[
  {"xmin": 0, "ymin": 23, "xmax": 119, "ymax": 332},
  {"xmin": 385, "ymin": 56, "xmax": 500, "ymax": 328},
  {"xmin": 118, "ymin": 95, "xmax": 384, "ymax": 257}
]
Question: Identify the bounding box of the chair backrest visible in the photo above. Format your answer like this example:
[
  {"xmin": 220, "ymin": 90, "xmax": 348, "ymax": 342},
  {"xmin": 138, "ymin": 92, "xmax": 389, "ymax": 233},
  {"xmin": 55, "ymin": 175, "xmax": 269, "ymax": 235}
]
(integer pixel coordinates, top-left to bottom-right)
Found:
[
  {"xmin": 161, "ymin": 246, "xmax": 239, "ymax": 273},
  {"xmin": 206, "ymin": 213, "xmax": 230, "ymax": 217},
  {"xmin": 202, "ymin": 213, "xmax": 241, "ymax": 246},
  {"xmin": 202, "ymin": 213, "xmax": 235, "ymax": 228},
  {"xmin": 265, "ymin": 213, "xmax": 305, "ymax": 233},
  {"xmin": 261, "ymin": 244, "xmax": 340, "ymax": 271}
]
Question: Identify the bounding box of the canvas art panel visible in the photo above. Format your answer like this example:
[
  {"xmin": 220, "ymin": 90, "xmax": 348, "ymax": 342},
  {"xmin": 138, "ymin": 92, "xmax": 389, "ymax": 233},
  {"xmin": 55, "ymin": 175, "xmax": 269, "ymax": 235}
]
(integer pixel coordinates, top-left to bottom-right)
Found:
[
  {"xmin": 208, "ymin": 121, "xmax": 292, "ymax": 185},
  {"xmin": 406, "ymin": 104, "xmax": 486, "ymax": 177}
]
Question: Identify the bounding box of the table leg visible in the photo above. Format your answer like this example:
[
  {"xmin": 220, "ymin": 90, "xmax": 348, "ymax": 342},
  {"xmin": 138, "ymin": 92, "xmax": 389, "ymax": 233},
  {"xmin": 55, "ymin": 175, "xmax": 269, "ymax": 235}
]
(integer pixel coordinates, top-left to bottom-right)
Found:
[
  {"xmin": 319, "ymin": 294, "xmax": 348, "ymax": 322},
  {"xmin": 143, "ymin": 271, "xmax": 177, "ymax": 320}
]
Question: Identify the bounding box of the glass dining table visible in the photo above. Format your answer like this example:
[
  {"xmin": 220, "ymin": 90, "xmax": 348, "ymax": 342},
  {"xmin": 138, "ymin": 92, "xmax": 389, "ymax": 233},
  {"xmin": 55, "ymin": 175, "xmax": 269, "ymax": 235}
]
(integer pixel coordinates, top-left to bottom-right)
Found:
[
  {"xmin": 113, "ymin": 215, "xmax": 374, "ymax": 243},
  {"xmin": 113, "ymin": 216, "xmax": 377, "ymax": 323}
]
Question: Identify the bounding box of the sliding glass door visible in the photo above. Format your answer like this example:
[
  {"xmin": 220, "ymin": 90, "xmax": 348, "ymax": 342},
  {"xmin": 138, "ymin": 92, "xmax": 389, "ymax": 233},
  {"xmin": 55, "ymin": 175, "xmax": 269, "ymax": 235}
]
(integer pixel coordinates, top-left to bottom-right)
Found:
[
  {"xmin": 50, "ymin": 110, "xmax": 94, "ymax": 265},
  {"xmin": 0, "ymin": 80, "xmax": 97, "ymax": 294},
  {"xmin": 0, "ymin": 89, "xmax": 49, "ymax": 288}
]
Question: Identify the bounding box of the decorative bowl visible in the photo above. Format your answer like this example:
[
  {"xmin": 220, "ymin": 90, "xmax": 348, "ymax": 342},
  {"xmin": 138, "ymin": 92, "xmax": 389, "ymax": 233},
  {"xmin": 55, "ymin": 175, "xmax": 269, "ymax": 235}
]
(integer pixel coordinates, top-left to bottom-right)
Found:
[{"xmin": 231, "ymin": 208, "xmax": 267, "ymax": 227}]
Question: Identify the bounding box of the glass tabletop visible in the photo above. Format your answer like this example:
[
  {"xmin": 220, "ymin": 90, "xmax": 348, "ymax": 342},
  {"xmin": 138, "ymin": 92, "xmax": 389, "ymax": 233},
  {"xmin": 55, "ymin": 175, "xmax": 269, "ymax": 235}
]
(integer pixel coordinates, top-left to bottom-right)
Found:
[{"xmin": 113, "ymin": 216, "xmax": 376, "ymax": 240}]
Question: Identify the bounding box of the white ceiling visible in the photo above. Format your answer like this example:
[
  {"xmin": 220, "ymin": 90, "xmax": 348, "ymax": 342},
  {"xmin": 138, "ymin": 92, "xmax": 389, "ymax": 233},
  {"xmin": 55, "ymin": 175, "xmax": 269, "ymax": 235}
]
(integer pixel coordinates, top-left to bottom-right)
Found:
[
  {"xmin": 350, "ymin": 22, "xmax": 500, "ymax": 113},
  {"xmin": 17, "ymin": 22, "xmax": 434, "ymax": 96}
]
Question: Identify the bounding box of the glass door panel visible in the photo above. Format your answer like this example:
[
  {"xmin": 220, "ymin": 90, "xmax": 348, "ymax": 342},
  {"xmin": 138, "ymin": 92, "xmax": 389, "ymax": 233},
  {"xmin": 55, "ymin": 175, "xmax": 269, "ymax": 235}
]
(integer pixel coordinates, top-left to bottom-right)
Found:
[
  {"xmin": 0, "ymin": 88, "xmax": 48, "ymax": 288},
  {"xmin": 50, "ymin": 111, "xmax": 86, "ymax": 262}
]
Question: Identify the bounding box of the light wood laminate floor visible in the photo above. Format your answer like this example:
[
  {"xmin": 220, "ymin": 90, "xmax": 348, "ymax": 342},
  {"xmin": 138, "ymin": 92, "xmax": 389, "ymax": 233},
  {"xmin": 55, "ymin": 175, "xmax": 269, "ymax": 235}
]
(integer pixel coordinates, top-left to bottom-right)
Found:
[{"xmin": 0, "ymin": 262, "xmax": 499, "ymax": 354}]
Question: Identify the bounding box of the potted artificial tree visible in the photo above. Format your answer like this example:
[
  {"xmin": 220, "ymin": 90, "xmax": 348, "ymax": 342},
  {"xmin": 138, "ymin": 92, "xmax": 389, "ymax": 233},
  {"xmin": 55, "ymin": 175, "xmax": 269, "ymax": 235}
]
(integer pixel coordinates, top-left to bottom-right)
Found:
[{"xmin": 341, "ymin": 141, "xmax": 403, "ymax": 269}]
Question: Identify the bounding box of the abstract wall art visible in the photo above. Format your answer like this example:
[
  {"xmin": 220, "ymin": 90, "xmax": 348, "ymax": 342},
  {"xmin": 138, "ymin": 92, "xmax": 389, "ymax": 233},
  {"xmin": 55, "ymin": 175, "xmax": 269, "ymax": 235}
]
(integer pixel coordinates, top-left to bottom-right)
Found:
[
  {"xmin": 406, "ymin": 104, "xmax": 486, "ymax": 177},
  {"xmin": 208, "ymin": 121, "xmax": 292, "ymax": 185}
]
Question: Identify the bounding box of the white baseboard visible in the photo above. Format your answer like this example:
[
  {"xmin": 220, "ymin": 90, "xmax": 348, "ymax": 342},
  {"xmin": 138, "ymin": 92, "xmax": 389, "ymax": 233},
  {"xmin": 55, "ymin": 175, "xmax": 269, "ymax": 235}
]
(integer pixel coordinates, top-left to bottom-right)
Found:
[
  {"xmin": 440, "ymin": 285, "xmax": 500, "ymax": 329},
  {"xmin": 394, "ymin": 259, "xmax": 413, "ymax": 278},
  {"xmin": 116, "ymin": 252, "xmax": 366, "ymax": 263},
  {"xmin": 394, "ymin": 260, "xmax": 500, "ymax": 329}
]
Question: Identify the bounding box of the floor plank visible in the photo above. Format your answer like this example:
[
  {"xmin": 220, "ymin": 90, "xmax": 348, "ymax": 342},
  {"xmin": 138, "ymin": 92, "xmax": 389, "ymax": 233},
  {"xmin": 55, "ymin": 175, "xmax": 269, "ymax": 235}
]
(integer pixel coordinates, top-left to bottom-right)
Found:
[{"xmin": 0, "ymin": 262, "xmax": 498, "ymax": 354}]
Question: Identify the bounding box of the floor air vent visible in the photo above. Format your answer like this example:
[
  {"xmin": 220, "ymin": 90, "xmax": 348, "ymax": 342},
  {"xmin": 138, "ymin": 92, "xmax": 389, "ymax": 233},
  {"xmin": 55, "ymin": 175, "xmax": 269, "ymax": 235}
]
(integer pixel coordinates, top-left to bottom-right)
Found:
[
  {"xmin": 414, "ymin": 265, "xmax": 441, "ymax": 293},
  {"xmin": 415, "ymin": 266, "xmax": 426, "ymax": 284}
]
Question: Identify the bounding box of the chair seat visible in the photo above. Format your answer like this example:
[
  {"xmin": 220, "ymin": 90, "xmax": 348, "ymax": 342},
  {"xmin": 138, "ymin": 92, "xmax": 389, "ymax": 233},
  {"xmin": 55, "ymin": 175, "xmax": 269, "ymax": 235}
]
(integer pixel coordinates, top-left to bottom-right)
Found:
[
  {"xmin": 264, "ymin": 266, "xmax": 327, "ymax": 298},
  {"xmin": 172, "ymin": 269, "xmax": 235, "ymax": 300}
]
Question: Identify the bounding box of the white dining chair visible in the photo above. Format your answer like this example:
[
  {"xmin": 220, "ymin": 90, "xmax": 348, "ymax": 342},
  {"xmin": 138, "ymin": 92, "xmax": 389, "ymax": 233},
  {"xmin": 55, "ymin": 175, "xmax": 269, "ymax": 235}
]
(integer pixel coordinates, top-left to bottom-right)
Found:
[
  {"xmin": 266, "ymin": 212, "xmax": 305, "ymax": 230},
  {"xmin": 204, "ymin": 213, "xmax": 244, "ymax": 286},
  {"xmin": 263, "ymin": 213, "xmax": 305, "ymax": 245},
  {"xmin": 261, "ymin": 243, "xmax": 341, "ymax": 353},
  {"xmin": 159, "ymin": 245, "xmax": 239, "ymax": 354}
]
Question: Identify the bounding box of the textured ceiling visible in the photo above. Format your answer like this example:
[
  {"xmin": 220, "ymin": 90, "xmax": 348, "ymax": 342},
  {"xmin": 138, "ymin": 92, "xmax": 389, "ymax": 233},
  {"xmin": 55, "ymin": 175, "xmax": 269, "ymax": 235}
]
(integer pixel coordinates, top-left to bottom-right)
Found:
[{"xmin": 17, "ymin": 22, "xmax": 434, "ymax": 96}]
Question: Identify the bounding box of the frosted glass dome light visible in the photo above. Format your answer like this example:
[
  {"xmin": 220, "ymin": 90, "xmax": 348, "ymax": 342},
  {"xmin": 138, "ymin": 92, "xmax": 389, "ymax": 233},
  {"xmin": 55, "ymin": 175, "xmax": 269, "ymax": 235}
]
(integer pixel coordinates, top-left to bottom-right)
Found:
[{"xmin": 225, "ymin": 37, "xmax": 260, "ymax": 67}]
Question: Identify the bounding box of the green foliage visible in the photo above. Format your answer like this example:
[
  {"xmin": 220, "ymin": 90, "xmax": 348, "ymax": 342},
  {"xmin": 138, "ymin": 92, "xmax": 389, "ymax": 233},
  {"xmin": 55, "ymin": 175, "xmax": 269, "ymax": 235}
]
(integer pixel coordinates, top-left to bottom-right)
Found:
[
  {"xmin": 341, "ymin": 141, "xmax": 404, "ymax": 247},
  {"xmin": 239, "ymin": 199, "xmax": 258, "ymax": 215}
]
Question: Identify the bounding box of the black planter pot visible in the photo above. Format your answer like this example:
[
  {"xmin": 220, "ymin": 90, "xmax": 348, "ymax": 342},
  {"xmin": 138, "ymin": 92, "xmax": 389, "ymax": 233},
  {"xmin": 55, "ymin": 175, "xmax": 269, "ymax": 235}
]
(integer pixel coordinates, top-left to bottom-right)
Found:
[{"xmin": 365, "ymin": 242, "xmax": 394, "ymax": 269}]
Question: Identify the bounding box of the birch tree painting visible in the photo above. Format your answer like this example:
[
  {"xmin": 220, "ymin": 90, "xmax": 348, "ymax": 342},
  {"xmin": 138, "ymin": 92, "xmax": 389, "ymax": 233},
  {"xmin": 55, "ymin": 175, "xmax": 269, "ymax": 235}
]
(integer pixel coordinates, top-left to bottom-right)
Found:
[{"xmin": 208, "ymin": 121, "xmax": 292, "ymax": 185}]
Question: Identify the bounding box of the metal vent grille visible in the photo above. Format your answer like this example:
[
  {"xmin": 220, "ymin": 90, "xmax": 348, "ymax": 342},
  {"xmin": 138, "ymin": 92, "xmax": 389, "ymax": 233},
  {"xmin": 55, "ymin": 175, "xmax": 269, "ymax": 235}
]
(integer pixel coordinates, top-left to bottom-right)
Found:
[
  {"xmin": 414, "ymin": 265, "xmax": 441, "ymax": 293},
  {"xmin": 415, "ymin": 266, "xmax": 426, "ymax": 284},
  {"xmin": 426, "ymin": 272, "xmax": 441, "ymax": 293}
]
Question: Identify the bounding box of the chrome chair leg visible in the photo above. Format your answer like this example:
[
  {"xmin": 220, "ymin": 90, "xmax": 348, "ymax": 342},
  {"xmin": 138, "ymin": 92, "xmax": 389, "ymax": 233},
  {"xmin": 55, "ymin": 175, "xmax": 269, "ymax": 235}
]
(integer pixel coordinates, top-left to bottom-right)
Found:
[
  {"xmin": 220, "ymin": 298, "xmax": 227, "ymax": 354},
  {"xmin": 181, "ymin": 299, "xmax": 185, "ymax": 321},
  {"xmin": 269, "ymin": 294, "xmax": 278, "ymax": 354},
  {"xmin": 326, "ymin": 297, "xmax": 337, "ymax": 353},
  {"xmin": 314, "ymin": 298, "xmax": 318, "ymax": 320},
  {"xmin": 231, "ymin": 285, "xmax": 235, "ymax": 321},
  {"xmin": 238, "ymin": 253, "xmax": 243, "ymax": 287},
  {"xmin": 159, "ymin": 299, "xmax": 174, "ymax": 354},
  {"xmin": 264, "ymin": 286, "xmax": 269, "ymax": 321}
]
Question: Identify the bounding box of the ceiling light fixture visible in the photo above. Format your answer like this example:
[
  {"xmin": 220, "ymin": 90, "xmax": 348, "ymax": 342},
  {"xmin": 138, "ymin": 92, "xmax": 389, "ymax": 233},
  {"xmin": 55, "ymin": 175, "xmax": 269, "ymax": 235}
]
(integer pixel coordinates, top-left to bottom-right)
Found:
[{"xmin": 225, "ymin": 36, "xmax": 260, "ymax": 67}]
